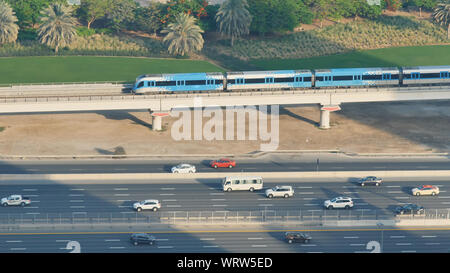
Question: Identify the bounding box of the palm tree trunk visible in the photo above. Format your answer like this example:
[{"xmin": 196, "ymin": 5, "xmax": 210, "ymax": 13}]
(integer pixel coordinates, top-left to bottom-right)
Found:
[
  {"xmin": 231, "ymin": 36, "xmax": 234, "ymax": 47},
  {"xmin": 55, "ymin": 45, "xmax": 59, "ymax": 54},
  {"xmin": 448, "ymin": 24, "xmax": 450, "ymax": 40}
]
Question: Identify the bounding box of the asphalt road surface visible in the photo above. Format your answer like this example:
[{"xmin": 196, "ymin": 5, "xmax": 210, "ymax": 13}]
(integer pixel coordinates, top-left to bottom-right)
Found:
[
  {"xmin": 0, "ymin": 228, "xmax": 449, "ymax": 253},
  {"xmin": 0, "ymin": 154, "xmax": 449, "ymax": 174},
  {"xmin": 0, "ymin": 179, "xmax": 449, "ymax": 216}
]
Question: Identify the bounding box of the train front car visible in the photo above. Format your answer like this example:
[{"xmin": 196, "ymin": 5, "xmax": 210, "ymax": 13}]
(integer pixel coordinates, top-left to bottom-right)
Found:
[
  {"xmin": 314, "ymin": 67, "xmax": 400, "ymax": 88},
  {"xmin": 225, "ymin": 70, "xmax": 313, "ymax": 91},
  {"xmin": 402, "ymin": 66, "xmax": 450, "ymax": 85},
  {"xmin": 132, "ymin": 72, "xmax": 224, "ymax": 94}
]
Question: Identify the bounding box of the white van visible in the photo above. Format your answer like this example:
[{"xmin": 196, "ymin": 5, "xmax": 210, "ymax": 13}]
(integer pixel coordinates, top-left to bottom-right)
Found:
[{"xmin": 222, "ymin": 176, "xmax": 263, "ymax": 192}]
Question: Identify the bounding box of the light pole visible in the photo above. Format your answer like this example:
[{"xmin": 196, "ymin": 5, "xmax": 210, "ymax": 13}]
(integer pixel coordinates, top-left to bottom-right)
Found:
[{"xmin": 377, "ymin": 222, "xmax": 384, "ymax": 253}]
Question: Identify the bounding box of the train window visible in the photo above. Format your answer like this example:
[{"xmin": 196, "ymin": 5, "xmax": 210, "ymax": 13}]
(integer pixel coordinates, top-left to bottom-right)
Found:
[
  {"xmin": 137, "ymin": 81, "xmax": 144, "ymax": 88},
  {"xmin": 216, "ymin": 80, "xmax": 223, "ymax": 85},
  {"xmin": 315, "ymin": 76, "xmax": 324, "ymax": 81},
  {"xmin": 275, "ymin": 77, "xmax": 295, "ymax": 83},
  {"xmin": 304, "ymin": 77, "xmax": 312, "ymax": 82},
  {"xmin": 353, "ymin": 75, "xmax": 362, "ymax": 81},
  {"xmin": 421, "ymin": 73, "xmax": 440, "ymax": 79},
  {"xmin": 236, "ymin": 78, "xmax": 245, "ymax": 84},
  {"xmin": 333, "ymin": 75, "xmax": 353, "ymax": 81},
  {"xmin": 186, "ymin": 80, "xmax": 206, "ymax": 85},
  {"xmin": 324, "ymin": 76, "xmax": 332, "ymax": 81},
  {"xmin": 148, "ymin": 81, "xmax": 156, "ymax": 87},
  {"xmin": 440, "ymin": 72, "xmax": 449, "ymax": 78},
  {"xmin": 227, "ymin": 79, "xmax": 235, "ymax": 84},
  {"xmin": 382, "ymin": 73, "xmax": 391, "ymax": 80},
  {"xmin": 246, "ymin": 78, "xmax": 265, "ymax": 84},
  {"xmin": 176, "ymin": 80, "xmax": 186, "ymax": 86},
  {"xmin": 362, "ymin": 75, "xmax": 382, "ymax": 80},
  {"xmin": 265, "ymin": 77, "xmax": 274, "ymax": 84},
  {"xmin": 156, "ymin": 81, "xmax": 176, "ymax": 87}
]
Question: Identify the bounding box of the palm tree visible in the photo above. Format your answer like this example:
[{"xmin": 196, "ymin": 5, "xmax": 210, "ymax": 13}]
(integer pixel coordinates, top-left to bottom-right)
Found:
[
  {"xmin": 433, "ymin": 1, "xmax": 450, "ymax": 39},
  {"xmin": 161, "ymin": 13, "xmax": 204, "ymax": 56},
  {"xmin": 215, "ymin": 0, "xmax": 252, "ymax": 47},
  {"xmin": 0, "ymin": 1, "xmax": 19, "ymax": 45},
  {"xmin": 38, "ymin": 3, "xmax": 78, "ymax": 53}
]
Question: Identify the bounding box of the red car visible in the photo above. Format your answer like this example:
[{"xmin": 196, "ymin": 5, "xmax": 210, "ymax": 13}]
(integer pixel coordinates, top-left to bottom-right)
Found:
[{"xmin": 210, "ymin": 158, "xmax": 236, "ymax": 169}]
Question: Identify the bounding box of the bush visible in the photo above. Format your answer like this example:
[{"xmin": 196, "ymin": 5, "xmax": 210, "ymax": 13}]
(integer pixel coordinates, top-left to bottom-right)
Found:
[
  {"xmin": 76, "ymin": 26, "xmax": 96, "ymax": 37},
  {"xmin": 17, "ymin": 28, "xmax": 38, "ymax": 41}
]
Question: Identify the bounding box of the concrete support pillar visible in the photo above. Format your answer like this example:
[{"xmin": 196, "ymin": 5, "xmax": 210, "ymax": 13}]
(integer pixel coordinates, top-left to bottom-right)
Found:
[
  {"xmin": 320, "ymin": 108, "xmax": 331, "ymax": 129},
  {"xmin": 149, "ymin": 110, "xmax": 170, "ymax": 131},
  {"xmin": 319, "ymin": 104, "xmax": 341, "ymax": 129}
]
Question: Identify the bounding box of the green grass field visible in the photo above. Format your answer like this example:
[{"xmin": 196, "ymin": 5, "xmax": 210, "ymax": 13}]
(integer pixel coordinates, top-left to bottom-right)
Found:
[
  {"xmin": 250, "ymin": 45, "xmax": 450, "ymax": 70},
  {"xmin": 0, "ymin": 56, "xmax": 225, "ymax": 85}
]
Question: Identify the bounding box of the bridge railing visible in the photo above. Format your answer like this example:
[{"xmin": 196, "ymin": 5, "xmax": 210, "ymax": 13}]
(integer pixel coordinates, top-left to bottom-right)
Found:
[{"xmin": 0, "ymin": 208, "xmax": 449, "ymax": 229}]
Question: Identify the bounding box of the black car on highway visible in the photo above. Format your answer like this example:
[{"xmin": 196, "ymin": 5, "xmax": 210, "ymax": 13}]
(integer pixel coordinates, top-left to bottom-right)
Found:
[
  {"xmin": 130, "ymin": 233, "xmax": 156, "ymax": 246},
  {"xmin": 285, "ymin": 232, "xmax": 312, "ymax": 244},
  {"xmin": 359, "ymin": 176, "xmax": 383, "ymax": 186},
  {"xmin": 395, "ymin": 204, "xmax": 424, "ymax": 215}
]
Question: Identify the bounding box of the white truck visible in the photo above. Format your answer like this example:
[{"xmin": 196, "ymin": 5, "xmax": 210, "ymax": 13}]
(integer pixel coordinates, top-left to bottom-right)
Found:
[{"xmin": 1, "ymin": 195, "xmax": 31, "ymax": 207}]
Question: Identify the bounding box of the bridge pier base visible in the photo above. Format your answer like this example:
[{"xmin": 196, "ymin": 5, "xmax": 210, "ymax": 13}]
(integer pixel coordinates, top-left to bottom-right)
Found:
[
  {"xmin": 149, "ymin": 110, "xmax": 170, "ymax": 131},
  {"xmin": 319, "ymin": 104, "xmax": 341, "ymax": 129}
]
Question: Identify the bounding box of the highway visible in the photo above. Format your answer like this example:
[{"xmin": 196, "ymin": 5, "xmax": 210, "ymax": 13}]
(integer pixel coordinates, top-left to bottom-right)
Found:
[
  {"xmin": 0, "ymin": 179, "xmax": 449, "ymax": 216},
  {"xmin": 0, "ymin": 228, "xmax": 449, "ymax": 253},
  {"xmin": 0, "ymin": 154, "xmax": 449, "ymax": 174}
]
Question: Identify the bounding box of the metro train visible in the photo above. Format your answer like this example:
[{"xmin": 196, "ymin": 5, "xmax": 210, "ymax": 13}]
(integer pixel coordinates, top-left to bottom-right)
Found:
[{"xmin": 132, "ymin": 65, "xmax": 450, "ymax": 94}]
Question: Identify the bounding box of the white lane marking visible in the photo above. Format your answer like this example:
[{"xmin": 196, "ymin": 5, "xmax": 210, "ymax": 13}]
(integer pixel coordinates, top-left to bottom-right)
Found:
[
  {"xmin": 69, "ymin": 200, "xmax": 84, "ymax": 203},
  {"xmin": 258, "ymin": 204, "xmax": 273, "ymax": 206},
  {"xmin": 257, "ymin": 198, "xmax": 271, "ymax": 201},
  {"xmin": 441, "ymin": 191, "xmax": 447, "ymax": 193},
  {"xmin": 390, "ymin": 236, "xmax": 405, "ymax": 238},
  {"xmin": 72, "ymin": 212, "xmax": 87, "ymax": 214},
  {"xmin": 70, "ymin": 189, "xmax": 85, "ymax": 191},
  {"xmin": 157, "ymin": 246, "xmax": 173, "ymax": 249},
  {"xmin": 307, "ymin": 210, "xmax": 321, "ymax": 212},
  {"xmin": 248, "ymin": 238, "xmax": 264, "ymax": 240},
  {"xmin": 69, "ymin": 194, "xmax": 85, "ymax": 197},
  {"xmin": 70, "ymin": 206, "xmax": 85, "ymax": 209},
  {"xmin": 114, "ymin": 194, "xmax": 130, "ymax": 196},
  {"xmin": 30, "ymin": 201, "xmax": 40, "ymax": 203},
  {"xmin": 161, "ymin": 188, "xmax": 175, "ymax": 190},
  {"xmin": 117, "ymin": 200, "xmax": 132, "ymax": 202},
  {"xmin": 118, "ymin": 206, "xmax": 130, "ymax": 208},
  {"xmin": 200, "ymin": 238, "xmax": 216, "ymax": 241},
  {"xmin": 343, "ymin": 186, "xmax": 358, "ymax": 188},
  {"xmin": 425, "ymin": 243, "xmax": 441, "ymax": 245},
  {"xmin": 113, "ymin": 169, "xmax": 127, "ymax": 171},
  {"xmin": 6, "ymin": 241, "xmax": 22, "ymax": 243},
  {"xmin": 166, "ymin": 205, "xmax": 181, "ymax": 208},
  {"xmin": 304, "ymin": 204, "xmax": 319, "ymax": 206},
  {"xmin": 211, "ymin": 199, "xmax": 226, "ymax": 201},
  {"xmin": 297, "ymin": 186, "xmax": 313, "ymax": 189},
  {"xmin": 70, "ymin": 169, "xmax": 84, "ymax": 171},
  {"xmin": 344, "ymin": 192, "xmax": 358, "ymax": 194},
  {"xmin": 344, "ymin": 237, "xmax": 359, "ymax": 239},
  {"xmin": 114, "ymin": 188, "xmax": 128, "ymax": 191},
  {"xmin": 210, "ymin": 193, "xmax": 225, "ymax": 195},
  {"xmin": 438, "ymin": 196, "xmax": 450, "ymax": 199},
  {"xmin": 10, "ymin": 248, "xmax": 26, "ymax": 251},
  {"xmin": 401, "ymin": 250, "xmax": 416, "ymax": 253},
  {"xmin": 203, "ymin": 246, "xmax": 219, "ymax": 248},
  {"xmin": 387, "ymin": 186, "xmax": 401, "ymax": 188},
  {"xmin": 26, "ymin": 169, "xmax": 39, "ymax": 171},
  {"xmin": 388, "ymin": 191, "xmax": 402, "ymax": 194},
  {"xmin": 120, "ymin": 212, "xmax": 134, "ymax": 214},
  {"xmin": 56, "ymin": 240, "xmax": 70, "ymax": 242},
  {"xmin": 303, "ymin": 198, "xmax": 316, "ymax": 201},
  {"xmin": 25, "ymin": 213, "xmax": 40, "ymax": 215},
  {"xmin": 349, "ymin": 244, "xmax": 365, "ymax": 246},
  {"xmin": 105, "ymin": 239, "xmax": 121, "ymax": 242},
  {"xmin": 109, "ymin": 247, "xmax": 125, "ymax": 249},
  {"xmin": 301, "ymin": 244, "xmax": 317, "ymax": 247},
  {"xmin": 307, "ymin": 252, "xmax": 323, "ymax": 253},
  {"xmin": 355, "ymin": 203, "xmax": 369, "ymax": 206},
  {"xmin": 396, "ymin": 197, "xmax": 410, "ymax": 199},
  {"xmin": 23, "ymin": 207, "xmax": 39, "ymax": 209},
  {"xmin": 396, "ymin": 243, "xmax": 412, "ymax": 246},
  {"xmin": 251, "ymin": 245, "xmax": 267, "ymax": 247},
  {"xmin": 160, "ymin": 194, "xmax": 175, "ymax": 196},
  {"xmin": 156, "ymin": 239, "xmax": 169, "ymax": 242},
  {"xmin": 26, "ymin": 195, "xmax": 39, "ymax": 197},
  {"xmin": 298, "ymin": 192, "xmax": 314, "ymax": 194},
  {"xmin": 23, "ymin": 189, "xmax": 37, "ymax": 191},
  {"xmin": 162, "ymin": 199, "xmax": 178, "ymax": 202},
  {"xmin": 421, "ymin": 236, "xmax": 437, "ymax": 238},
  {"xmin": 213, "ymin": 204, "xmax": 227, "ymax": 207}
]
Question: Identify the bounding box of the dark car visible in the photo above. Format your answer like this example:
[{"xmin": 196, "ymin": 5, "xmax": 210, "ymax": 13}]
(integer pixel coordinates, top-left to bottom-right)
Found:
[
  {"xmin": 284, "ymin": 232, "xmax": 312, "ymax": 244},
  {"xmin": 395, "ymin": 204, "xmax": 424, "ymax": 215},
  {"xmin": 130, "ymin": 233, "xmax": 156, "ymax": 246},
  {"xmin": 359, "ymin": 176, "xmax": 383, "ymax": 186}
]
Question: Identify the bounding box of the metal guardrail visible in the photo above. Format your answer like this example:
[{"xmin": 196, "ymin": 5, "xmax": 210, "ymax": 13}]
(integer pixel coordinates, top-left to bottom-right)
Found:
[
  {"xmin": 0, "ymin": 81, "xmax": 131, "ymax": 88},
  {"xmin": 1, "ymin": 209, "xmax": 449, "ymax": 228}
]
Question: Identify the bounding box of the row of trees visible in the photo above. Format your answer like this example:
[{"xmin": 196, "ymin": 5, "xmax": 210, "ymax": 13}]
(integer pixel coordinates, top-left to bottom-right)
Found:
[{"xmin": 0, "ymin": 0, "xmax": 449, "ymax": 56}]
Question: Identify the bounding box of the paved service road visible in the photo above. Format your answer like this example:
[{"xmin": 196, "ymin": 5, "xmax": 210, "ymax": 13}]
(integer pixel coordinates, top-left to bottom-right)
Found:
[
  {"xmin": 0, "ymin": 228, "xmax": 449, "ymax": 253},
  {"xmin": 0, "ymin": 179, "xmax": 450, "ymax": 216},
  {"xmin": 0, "ymin": 154, "xmax": 449, "ymax": 174}
]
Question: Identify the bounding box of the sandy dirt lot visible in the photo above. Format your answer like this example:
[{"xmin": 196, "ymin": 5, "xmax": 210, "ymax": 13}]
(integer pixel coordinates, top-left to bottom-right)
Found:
[{"xmin": 0, "ymin": 100, "xmax": 448, "ymax": 156}]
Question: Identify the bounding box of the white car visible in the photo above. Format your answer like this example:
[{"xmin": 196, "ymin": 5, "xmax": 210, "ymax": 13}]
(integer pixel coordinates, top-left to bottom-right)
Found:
[
  {"xmin": 324, "ymin": 197, "xmax": 353, "ymax": 209},
  {"xmin": 171, "ymin": 164, "xmax": 196, "ymax": 174},
  {"xmin": 411, "ymin": 185, "xmax": 440, "ymax": 196},
  {"xmin": 133, "ymin": 200, "xmax": 161, "ymax": 212},
  {"xmin": 265, "ymin": 186, "xmax": 294, "ymax": 198}
]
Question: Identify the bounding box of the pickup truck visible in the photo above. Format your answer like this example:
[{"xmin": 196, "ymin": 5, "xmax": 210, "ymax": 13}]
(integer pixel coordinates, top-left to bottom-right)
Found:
[{"xmin": 1, "ymin": 195, "xmax": 31, "ymax": 207}]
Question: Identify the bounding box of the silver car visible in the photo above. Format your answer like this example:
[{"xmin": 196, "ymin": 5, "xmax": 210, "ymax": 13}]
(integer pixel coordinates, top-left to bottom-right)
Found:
[
  {"xmin": 265, "ymin": 186, "xmax": 294, "ymax": 198},
  {"xmin": 171, "ymin": 164, "xmax": 196, "ymax": 173},
  {"xmin": 133, "ymin": 199, "xmax": 161, "ymax": 212},
  {"xmin": 324, "ymin": 197, "xmax": 353, "ymax": 209}
]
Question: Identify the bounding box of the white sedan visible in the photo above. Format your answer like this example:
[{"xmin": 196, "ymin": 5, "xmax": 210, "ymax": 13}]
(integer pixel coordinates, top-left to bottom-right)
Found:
[{"xmin": 171, "ymin": 164, "xmax": 196, "ymax": 174}]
